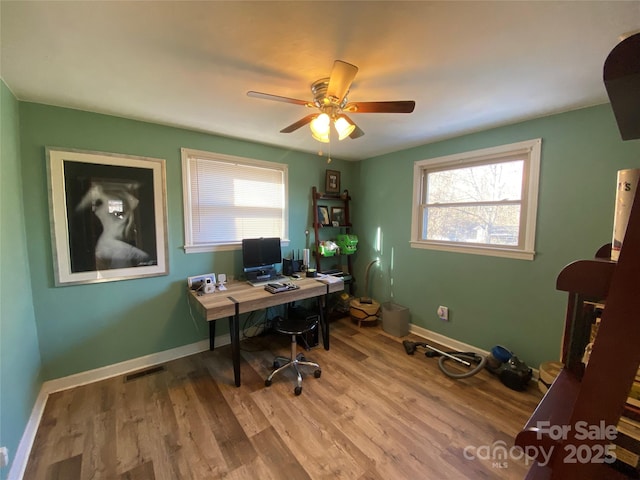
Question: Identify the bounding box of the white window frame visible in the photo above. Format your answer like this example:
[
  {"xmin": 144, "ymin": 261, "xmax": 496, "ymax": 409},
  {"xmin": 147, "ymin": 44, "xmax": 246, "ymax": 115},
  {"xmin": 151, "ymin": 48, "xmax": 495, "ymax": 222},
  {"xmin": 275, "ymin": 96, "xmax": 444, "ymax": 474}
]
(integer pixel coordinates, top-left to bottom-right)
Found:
[
  {"xmin": 410, "ymin": 138, "xmax": 541, "ymax": 260},
  {"xmin": 181, "ymin": 148, "xmax": 289, "ymax": 254}
]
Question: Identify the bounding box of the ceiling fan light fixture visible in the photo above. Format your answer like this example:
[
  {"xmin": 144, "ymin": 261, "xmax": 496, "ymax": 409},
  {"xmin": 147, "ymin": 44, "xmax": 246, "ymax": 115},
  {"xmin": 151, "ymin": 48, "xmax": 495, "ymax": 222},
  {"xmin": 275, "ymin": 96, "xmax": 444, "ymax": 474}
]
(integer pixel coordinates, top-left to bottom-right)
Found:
[
  {"xmin": 312, "ymin": 130, "xmax": 330, "ymax": 143},
  {"xmin": 334, "ymin": 116, "xmax": 356, "ymax": 140},
  {"xmin": 310, "ymin": 113, "xmax": 330, "ymax": 143}
]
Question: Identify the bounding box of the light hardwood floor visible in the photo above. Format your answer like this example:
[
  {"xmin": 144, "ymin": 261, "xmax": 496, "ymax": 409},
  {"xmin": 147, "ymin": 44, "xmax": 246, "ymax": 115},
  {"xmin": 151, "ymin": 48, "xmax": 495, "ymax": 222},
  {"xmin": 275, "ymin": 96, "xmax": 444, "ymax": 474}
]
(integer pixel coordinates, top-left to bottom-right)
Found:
[{"xmin": 24, "ymin": 317, "xmax": 543, "ymax": 480}]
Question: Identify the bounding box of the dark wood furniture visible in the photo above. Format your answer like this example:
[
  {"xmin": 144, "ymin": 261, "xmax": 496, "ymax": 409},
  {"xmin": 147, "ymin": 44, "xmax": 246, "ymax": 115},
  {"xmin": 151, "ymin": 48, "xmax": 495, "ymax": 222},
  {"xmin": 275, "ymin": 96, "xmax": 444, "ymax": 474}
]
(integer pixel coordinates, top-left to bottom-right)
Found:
[
  {"xmin": 515, "ymin": 188, "xmax": 640, "ymax": 479},
  {"xmin": 311, "ymin": 186, "xmax": 355, "ymax": 293},
  {"xmin": 604, "ymin": 32, "xmax": 640, "ymax": 141}
]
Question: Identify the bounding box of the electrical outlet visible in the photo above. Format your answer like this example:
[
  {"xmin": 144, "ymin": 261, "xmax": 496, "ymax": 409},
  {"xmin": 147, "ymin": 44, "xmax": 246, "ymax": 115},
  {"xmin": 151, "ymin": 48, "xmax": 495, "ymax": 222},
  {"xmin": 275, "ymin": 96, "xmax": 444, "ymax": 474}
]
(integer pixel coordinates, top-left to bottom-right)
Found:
[
  {"xmin": 187, "ymin": 273, "xmax": 216, "ymax": 290},
  {"xmin": 0, "ymin": 446, "xmax": 9, "ymax": 469},
  {"xmin": 437, "ymin": 305, "xmax": 449, "ymax": 322}
]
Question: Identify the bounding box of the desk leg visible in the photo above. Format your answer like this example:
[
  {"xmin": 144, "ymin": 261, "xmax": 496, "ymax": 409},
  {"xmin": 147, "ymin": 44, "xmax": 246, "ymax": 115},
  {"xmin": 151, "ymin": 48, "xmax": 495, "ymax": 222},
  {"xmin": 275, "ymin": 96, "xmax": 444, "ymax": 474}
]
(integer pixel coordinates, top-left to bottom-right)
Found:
[
  {"xmin": 318, "ymin": 292, "xmax": 330, "ymax": 350},
  {"xmin": 209, "ymin": 321, "xmax": 216, "ymax": 350},
  {"xmin": 228, "ymin": 302, "xmax": 241, "ymax": 387}
]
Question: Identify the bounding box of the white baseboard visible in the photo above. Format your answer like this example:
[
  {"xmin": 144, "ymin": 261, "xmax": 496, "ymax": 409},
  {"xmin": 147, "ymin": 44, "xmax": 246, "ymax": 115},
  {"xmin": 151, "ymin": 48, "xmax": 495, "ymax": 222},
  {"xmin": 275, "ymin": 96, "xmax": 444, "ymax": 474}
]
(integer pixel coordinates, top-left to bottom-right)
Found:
[
  {"xmin": 44, "ymin": 337, "xmax": 221, "ymax": 394},
  {"xmin": 409, "ymin": 323, "xmax": 492, "ymax": 357},
  {"xmin": 8, "ymin": 333, "xmax": 230, "ymax": 480},
  {"xmin": 7, "ymin": 388, "xmax": 48, "ymax": 480}
]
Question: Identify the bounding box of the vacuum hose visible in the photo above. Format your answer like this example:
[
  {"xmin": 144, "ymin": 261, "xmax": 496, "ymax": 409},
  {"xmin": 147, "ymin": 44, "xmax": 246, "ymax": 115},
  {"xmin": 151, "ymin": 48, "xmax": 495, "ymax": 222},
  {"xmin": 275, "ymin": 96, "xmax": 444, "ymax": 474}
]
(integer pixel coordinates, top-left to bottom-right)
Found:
[
  {"xmin": 438, "ymin": 352, "xmax": 487, "ymax": 379},
  {"xmin": 403, "ymin": 340, "xmax": 487, "ymax": 379}
]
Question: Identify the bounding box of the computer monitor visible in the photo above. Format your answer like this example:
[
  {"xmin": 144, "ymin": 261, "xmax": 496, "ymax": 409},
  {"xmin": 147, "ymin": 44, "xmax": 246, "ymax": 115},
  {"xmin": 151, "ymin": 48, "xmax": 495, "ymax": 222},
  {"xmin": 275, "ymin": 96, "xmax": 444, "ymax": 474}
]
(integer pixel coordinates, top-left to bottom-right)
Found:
[{"xmin": 242, "ymin": 237, "xmax": 282, "ymax": 283}]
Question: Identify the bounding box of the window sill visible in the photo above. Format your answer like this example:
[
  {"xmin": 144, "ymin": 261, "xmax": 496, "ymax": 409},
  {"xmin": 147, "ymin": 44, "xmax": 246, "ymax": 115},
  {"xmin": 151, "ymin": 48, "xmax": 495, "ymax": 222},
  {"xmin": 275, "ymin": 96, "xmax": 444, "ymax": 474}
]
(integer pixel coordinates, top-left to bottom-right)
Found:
[
  {"xmin": 410, "ymin": 240, "xmax": 535, "ymax": 261},
  {"xmin": 184, "ymin": 239, "xmax": 290, "ymax": 254}
]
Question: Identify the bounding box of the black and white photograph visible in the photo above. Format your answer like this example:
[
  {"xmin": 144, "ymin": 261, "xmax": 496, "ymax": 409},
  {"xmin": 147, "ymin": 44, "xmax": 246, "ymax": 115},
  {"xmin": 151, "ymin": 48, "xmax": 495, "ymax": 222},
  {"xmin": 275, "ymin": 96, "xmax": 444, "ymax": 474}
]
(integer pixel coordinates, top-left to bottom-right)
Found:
[
  {"xmin": 331, "ymin": 206, "xmax": 345, "ymax": 225},
  {"xmin": 317, "ymin": 205, "xmax": 331, "ymax": 226},
  {"xmin": 47, "ymin": 148, "xmax": 168, "ymax": 285}
]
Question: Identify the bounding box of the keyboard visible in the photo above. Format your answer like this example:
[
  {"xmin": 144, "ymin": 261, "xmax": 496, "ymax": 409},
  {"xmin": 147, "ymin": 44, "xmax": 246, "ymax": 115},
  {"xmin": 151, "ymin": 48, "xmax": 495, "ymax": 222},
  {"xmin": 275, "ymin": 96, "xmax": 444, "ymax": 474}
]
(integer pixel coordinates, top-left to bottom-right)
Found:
[
  {"xmin": 322, "ymin": 269, "xmax": 344, "ymax": 276},
  {"xmin": 247, "ymin": 275, "xmax": 286, "ymax": 287},
  {"xmin": 264, "ymin": 282, "xmax": 300, "ymax": 294}
]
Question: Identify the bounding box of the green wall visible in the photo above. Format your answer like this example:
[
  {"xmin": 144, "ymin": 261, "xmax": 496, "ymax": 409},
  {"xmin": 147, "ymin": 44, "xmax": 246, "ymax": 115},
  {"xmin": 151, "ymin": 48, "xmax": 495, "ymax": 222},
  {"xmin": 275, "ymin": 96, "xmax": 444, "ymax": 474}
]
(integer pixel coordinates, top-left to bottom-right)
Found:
[
  {"xmin": 352, "ymin": 104, "xmax": 640, "ymax": 368},
  {"xmin": 0, "ymin": 82, "xmax": 43, "ymax": 476},
  {"xmin": 18, "ymin": 102, "xmax": 358, "ymax": 380}
]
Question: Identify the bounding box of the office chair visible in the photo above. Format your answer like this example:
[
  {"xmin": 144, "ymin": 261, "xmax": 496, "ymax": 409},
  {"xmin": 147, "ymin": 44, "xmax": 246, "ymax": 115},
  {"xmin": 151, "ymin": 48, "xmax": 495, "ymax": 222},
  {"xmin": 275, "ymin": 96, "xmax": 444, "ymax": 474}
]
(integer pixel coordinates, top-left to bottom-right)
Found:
[{"xmin": 265, "ymin": 314, "xmax": 322, "ymax": 395}]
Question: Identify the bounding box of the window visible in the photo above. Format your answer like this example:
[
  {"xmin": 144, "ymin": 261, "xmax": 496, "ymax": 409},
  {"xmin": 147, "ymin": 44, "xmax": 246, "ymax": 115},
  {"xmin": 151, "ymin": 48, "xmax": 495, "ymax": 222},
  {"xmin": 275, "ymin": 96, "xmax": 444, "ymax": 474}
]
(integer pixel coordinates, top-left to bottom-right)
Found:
[
  {"xmin": 411, "ymin": 138, "xmax": 541, "ymax": 260},
  {"xmin": 181, "ymin": 148, "xmax": 288, "ymax": 253}
]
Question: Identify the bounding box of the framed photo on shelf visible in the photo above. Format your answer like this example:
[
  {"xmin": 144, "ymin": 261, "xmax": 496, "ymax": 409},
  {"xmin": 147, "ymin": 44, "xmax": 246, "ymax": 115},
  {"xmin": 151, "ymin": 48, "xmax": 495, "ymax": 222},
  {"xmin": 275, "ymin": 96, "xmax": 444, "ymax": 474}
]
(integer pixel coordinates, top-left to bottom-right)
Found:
[
  {"xmin": 317, "ymin": 205, "xmax": 331, "ymax": 226},
  {"xmin": 325, "ymin": 169, "xmax": 341, "ymax": 194},
  {"xmin": 46, "ymin": 147, "xmax": 169, "ymax": 286},
  {"xmin": 331, "ymin": 207, "xmax": 345, "ymax": 226}
]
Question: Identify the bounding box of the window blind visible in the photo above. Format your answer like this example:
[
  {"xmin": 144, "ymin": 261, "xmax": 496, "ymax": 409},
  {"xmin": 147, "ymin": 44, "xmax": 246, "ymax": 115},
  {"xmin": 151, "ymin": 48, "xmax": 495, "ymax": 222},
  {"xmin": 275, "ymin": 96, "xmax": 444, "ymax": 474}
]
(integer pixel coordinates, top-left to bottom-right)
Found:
[{"xmin": 182, "ymin": 149, "xmax": 287, "ymax": 251}]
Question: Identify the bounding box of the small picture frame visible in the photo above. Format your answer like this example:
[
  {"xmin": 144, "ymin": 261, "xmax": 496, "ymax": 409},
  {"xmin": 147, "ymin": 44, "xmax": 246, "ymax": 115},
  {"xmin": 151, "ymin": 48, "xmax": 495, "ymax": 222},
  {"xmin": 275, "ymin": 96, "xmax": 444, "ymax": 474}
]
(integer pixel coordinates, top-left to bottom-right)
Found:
[
  {"xmin": 331, "ymin": 207, "xmax": 345, "ymax": 226},
  {"xmin": 317, "ymin": 205, "xmax": 331, "ymax": 226},
  {"xmin": 325, "ymin": 169, "xmax": 341, "ymax": 194}
]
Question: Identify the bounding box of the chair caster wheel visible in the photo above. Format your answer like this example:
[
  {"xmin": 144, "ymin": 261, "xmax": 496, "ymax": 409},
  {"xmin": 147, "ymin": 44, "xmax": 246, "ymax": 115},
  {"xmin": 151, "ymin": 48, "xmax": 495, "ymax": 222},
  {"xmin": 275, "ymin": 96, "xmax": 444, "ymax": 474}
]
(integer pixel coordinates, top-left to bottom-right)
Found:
[
  {"xmin": 294, "ymin": 386, "xmax": 302, "ymax": 395},
  {"xmin": 314, "ymin": 369, "xmax": 322, "ymax": 378},
  {"xmin": 265, "ymin": 379, "xmax": 272, "ymax": 387}
]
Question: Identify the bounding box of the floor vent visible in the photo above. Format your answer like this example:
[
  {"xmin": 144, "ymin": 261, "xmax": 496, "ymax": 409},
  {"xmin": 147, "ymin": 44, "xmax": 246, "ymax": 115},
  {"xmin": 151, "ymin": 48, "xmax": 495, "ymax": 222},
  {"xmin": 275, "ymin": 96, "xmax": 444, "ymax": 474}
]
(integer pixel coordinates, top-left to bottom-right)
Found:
[{"xmin": 124, "ymin": 365, "xmax": 166, "ymax": 383}]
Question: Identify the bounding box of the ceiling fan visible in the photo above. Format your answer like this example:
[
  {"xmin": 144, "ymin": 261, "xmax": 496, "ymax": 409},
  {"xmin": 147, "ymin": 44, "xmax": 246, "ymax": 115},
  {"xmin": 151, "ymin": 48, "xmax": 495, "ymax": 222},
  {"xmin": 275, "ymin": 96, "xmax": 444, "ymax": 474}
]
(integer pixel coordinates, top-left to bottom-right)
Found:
[{"xmin": 247, "ymin": 60, "xmax": 416, "ymax": 143}]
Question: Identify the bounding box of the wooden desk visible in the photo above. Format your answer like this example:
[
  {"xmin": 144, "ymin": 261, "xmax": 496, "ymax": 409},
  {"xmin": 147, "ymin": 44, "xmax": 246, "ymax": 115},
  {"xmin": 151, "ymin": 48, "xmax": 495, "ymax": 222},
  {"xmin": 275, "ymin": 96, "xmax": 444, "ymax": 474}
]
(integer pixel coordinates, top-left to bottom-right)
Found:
[{"xmin": 189, "ymin": 277, "xmax": 344, "ymax": 386}]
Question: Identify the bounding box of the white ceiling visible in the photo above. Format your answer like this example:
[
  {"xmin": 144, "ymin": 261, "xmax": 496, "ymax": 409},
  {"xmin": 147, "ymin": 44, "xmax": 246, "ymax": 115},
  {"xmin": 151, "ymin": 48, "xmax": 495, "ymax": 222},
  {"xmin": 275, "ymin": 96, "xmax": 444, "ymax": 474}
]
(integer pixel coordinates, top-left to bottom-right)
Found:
[{"xmin": 2, "ymin": 1, "xmax": 639, "ymax": 161}]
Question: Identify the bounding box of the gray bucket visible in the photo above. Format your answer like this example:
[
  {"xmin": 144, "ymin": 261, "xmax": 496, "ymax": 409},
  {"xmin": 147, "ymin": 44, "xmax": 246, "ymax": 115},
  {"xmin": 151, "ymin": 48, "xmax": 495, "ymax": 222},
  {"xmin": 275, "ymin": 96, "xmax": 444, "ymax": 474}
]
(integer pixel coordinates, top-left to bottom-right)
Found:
[{"xmin": 381, "ymin": 302, "xmax": 410, "ymax": 337}]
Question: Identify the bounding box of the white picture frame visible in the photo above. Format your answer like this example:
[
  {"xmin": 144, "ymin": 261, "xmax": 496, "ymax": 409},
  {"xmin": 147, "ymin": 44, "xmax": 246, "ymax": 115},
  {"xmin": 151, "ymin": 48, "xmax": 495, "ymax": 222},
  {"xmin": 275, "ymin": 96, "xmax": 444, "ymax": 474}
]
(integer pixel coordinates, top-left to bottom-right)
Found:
[{"xmin": 46, "ymin": 147, "xmax": 169, "ymax": 286}]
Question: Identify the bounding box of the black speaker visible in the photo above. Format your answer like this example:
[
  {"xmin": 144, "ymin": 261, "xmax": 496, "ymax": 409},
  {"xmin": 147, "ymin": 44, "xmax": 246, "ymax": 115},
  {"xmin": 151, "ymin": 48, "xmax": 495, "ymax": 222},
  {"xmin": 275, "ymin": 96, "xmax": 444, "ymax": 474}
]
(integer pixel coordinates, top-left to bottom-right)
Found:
[{"xmin": 283, "ymin": 258, "xmax": 301, "ymax": 276}]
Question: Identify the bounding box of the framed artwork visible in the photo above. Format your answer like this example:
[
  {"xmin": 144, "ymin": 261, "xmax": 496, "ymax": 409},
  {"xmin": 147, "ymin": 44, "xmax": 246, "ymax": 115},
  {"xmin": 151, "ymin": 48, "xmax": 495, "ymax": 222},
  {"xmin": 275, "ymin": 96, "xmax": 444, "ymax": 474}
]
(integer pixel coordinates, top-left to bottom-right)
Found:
[
  {"xmin": 331, "ymin": 207, "xmax": 345, "ymax": 225},
  {"xmin": 317, "ymin": 205, "xmax": 331, "ymax": 226},
  {"xmin": 46, "ymin": 147, "xmax": 169, "ymax": 286},
  {"xmin": 325, "ymin": 169, "xmax": 341, "ymax": 194}
]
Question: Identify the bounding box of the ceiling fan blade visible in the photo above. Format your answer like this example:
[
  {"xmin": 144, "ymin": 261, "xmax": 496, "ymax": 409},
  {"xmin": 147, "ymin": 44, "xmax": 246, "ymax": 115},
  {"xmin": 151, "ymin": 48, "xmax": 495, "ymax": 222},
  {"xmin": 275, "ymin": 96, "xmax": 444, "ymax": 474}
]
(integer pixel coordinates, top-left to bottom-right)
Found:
[
  {"xmin": 349, "ymin": 124, "xmax": 365, "ymax": 139},
  {"xmin": 344, "ymin": 100, "xmax": 416, "ymax": 114},
  {"xmin": 247, "ymin": 91, "xmax": 312, "ymax": 107},
  {"xmin": 280, "ymin": 114, "xmax": 319, "ymax": 133},
  {"xmin": 327, "ymin": 60, "xmax": 358, "ymax": 102},
  {"xmin": 340, "ymin": 114, "xmax": 364, "ymax": 139}
]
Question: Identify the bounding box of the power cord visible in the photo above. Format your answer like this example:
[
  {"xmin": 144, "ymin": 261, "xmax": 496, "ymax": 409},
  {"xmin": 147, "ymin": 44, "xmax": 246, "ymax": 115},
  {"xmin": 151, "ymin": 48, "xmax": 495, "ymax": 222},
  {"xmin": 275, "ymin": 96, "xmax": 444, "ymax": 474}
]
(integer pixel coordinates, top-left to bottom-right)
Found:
[{"xmin": 186, "ymin": 288, "xmax": 202, "ymax": 334}]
